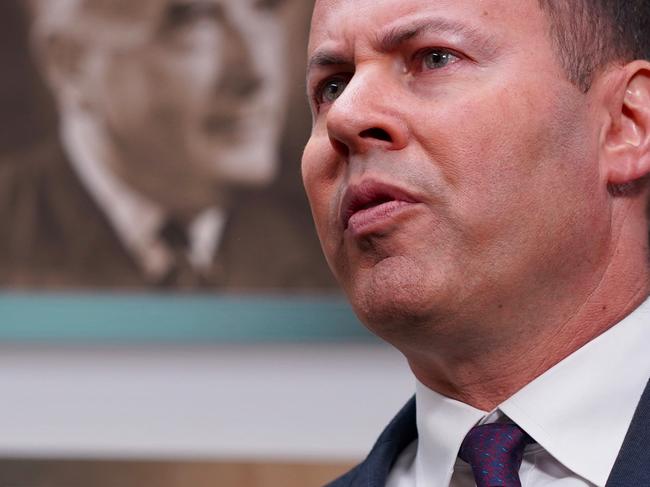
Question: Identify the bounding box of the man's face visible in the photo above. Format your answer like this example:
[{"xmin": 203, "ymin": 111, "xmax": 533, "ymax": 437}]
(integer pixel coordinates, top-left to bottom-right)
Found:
[
  {"xmin": 303, "ymin": 0, "xmax": 611, "ymax": 338},
  {"xmin": 80, "ymin": 0, "xmax": 289, "ymax": 190}
]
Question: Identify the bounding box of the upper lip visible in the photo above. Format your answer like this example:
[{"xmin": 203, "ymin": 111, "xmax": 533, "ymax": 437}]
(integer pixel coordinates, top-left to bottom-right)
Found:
[{"xmin": 340, "ymin": 179, "xmax": 420, "ymax": 229}]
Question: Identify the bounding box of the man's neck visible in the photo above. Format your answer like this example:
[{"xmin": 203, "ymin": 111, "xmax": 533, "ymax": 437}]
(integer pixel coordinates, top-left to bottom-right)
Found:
[{"xmin": 404, "ymin": 204, "xmax": 650, "ymax": 411}]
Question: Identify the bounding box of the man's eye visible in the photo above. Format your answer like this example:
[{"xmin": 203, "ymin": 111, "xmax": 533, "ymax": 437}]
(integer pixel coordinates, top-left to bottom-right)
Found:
[
  {"xmin": 166, "ymin": 1, "xmax": 223, "ymax": 27},
  {"xmin": 420, "ymin": 49, "xmax": 460, "ymax": 70},
  {"xmin": 315, "ymin": 77, "xmax": 349, "ymax": 105}
]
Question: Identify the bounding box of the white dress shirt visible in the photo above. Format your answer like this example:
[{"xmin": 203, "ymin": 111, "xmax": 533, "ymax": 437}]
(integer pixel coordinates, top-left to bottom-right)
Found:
[
  {"xmin": 61, "ymin": 108, "xmax": 225, "ymax": 281},
  {"xmin": 387, "ymin": 297, "xmax": 650, "ymax": 487}
]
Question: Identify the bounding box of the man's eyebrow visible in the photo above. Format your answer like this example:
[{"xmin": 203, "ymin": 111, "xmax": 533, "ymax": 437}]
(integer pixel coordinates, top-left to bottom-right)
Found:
[
  {"xmin": 377, "ymin": 17, "xmax": 495, "ymax": 53},
  {"xmin": 306, "ymin": 18, "xmax": 495, "ymax": 77},
  {"xmin": 307, "ymin": 51, "xmax": 352, "ymax": 74}
]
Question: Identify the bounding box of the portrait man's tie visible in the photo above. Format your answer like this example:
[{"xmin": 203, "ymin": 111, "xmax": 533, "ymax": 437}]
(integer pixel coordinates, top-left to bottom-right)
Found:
[
  {"xmin": 459, "ymin": 423, "xmax": 534, "ymax": 487},
  {"xmin": 157, "ymin": 218, "xmax": 197, "ymax": 288}
]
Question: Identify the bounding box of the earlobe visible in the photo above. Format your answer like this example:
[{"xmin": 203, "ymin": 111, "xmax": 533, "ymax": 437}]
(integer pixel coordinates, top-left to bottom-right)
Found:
[
  {"xmin": 29, "ymin": 27, "xmax": 93, "ymax": 113},
  {"xmin": 34, "ymin": 33, "xmax": 86, "ymax": 89},
  {"xmin": 603, "ymin": 64, "xmax": 650, "ymax": 185}
]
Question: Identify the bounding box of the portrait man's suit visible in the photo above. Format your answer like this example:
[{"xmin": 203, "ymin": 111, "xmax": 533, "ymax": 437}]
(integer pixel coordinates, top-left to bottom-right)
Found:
[
  {"xmin": 328, "ymin": 382, "xmax": 650, "ymax": 487},
  {"xmin": 0, "ymin": 139, "xmax": 335, "ymax": 290}
]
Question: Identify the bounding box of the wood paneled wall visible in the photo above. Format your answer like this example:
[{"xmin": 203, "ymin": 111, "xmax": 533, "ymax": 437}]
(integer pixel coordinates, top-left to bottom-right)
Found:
[{"xmin": 0, "ymin": 458, "xmax": 355, "ymax": 487}]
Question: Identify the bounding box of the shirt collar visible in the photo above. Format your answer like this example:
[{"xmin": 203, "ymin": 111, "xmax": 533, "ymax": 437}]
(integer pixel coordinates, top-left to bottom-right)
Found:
[
  {"xmin": 414, "ymin": 380, "xmax": 486, "ymax": 487},
  {"xmin": 499, "ymin": 296, "xmax": 650, "ymax": 486},
  {"xmin": 61, "ymin": 108, "xmax": 226, "ymax": 280},
  {"xmin": 414, "ymin": 296, "xmax": 650, "ymax": 487}
]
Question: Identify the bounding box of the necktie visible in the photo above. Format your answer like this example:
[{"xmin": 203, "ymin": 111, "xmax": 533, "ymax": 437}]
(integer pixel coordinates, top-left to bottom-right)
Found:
[
  {"xmin": 157, "ymin": 219, "xmax": 198, "ymax": 288},
  {"xmin": 458, "ymin": 423, "xmax": 534, "ymax": 487},
  {"xmin": 156, "ymin": 219, "xmax": 224, "ymax": 288},
  {"xmin": 159, "ymin": 218, "xmax": 190, "ymax": 252}
]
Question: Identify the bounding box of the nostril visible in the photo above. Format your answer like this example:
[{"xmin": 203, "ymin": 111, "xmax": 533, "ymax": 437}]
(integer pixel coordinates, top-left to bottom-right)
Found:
[{"xmin": 359, "ymin": 127, "xmax": 392, "ymax": 142}]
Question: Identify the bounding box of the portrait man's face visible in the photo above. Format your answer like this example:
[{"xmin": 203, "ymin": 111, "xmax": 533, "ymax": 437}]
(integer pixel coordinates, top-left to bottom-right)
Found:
[
  {"xmin": 35, "ymin": 0, "xmax": 290, "ymax": 201},
  {"xmin": 303, "ymin": 0, "xmax": 611, "ymax": 340}
]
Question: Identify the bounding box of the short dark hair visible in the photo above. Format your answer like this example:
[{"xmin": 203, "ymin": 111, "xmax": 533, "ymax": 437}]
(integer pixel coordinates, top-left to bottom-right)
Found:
[{"xmin": 538, "ymin": 0, "xmax": 650, "ymax": 92}]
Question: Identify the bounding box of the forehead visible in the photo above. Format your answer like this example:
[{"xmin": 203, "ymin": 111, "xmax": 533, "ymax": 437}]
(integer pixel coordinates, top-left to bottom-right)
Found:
[
  {"xmin": 32, "ymin": 0, "xmax": 273, "ymax": 31},
  {"xmin": 30, "ymin": 0, "xmax": 287, "ymax": 49},
  {"xmin": 309, "ymin": 0, "xmax": 547, "ymax": 55},
  {"xmin": 77, "ymin": 0, "xmax": 271, "ymax": 22},
  {"xmin": 74, "ymin": 0, "xmax": 164, "ymax": 27}
]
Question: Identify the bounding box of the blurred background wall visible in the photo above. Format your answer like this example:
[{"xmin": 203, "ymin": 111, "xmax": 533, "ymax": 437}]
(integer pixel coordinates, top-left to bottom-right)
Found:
[
  {"xmin": 0, "ymin": 1, "xmax": 57, "ymax": 153},
  {"xmin": 0, "ymin": 343, "xmax": 413, "ymax": 487},
  {"xmin": 0, "ymin": 1, "xmax": 415, "ymax": 486}
]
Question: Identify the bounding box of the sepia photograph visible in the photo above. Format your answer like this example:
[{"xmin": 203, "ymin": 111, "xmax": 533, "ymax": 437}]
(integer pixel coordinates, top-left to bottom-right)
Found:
[
  {"xmin": 0, "ymin": 0, "xmax": 334, "ymax": 291},
  {"xmin": 0, "ymin": 2, "xmax": 395, "ymax": 487}
]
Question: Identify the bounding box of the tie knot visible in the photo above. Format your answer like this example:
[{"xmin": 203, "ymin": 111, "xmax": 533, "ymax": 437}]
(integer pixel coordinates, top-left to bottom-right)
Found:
[
  {"xmin": 459, "ymin": 423, "xmax": 533, "ymax": 487},
  {"xmin": 159, "ymin": 219, "xmax": 190, "ymax": 252}
]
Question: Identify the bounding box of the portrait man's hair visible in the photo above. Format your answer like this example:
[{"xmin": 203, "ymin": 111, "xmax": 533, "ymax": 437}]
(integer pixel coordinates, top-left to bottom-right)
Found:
[{"xmin": 539, "ymin": 0, "xmax": 650, "ymax": 91}]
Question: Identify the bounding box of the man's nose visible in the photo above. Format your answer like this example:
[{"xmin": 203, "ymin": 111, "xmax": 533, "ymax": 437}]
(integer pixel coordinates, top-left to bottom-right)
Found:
[
  {"xmin": 325, "ymin": 71, "xmax": 408, "ymax": 157},
  {"xmin": 217, "ymin": 19, "xmax": 262, "ymax": 98}
]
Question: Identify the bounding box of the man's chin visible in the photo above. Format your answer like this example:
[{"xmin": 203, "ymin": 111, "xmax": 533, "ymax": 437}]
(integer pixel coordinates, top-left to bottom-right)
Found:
[
  {"xmin": 189, "ymin": 125, "xmax": 280, "ymax": 184},
  {"xmin": 345, "ymin": 255, "xmax": 450, "ymax": 335}
]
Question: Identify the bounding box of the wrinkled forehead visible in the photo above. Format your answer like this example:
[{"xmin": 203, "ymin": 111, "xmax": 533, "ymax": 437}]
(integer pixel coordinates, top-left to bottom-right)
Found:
[{"xmin": 308, "ymin": 0, "xmax": 545, "ymax": 55}]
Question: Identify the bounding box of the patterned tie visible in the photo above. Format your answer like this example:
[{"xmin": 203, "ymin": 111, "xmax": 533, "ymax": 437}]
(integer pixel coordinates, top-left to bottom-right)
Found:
[{"xmin": 458, "ymin": 423, "xmax": 534, "ymax": 487}]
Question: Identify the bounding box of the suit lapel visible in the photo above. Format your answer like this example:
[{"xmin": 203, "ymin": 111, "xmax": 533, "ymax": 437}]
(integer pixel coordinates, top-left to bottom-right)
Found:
[
  {"xmin": 329, "ymin": 380, "xmax": 650, "ymax": 487},
  {"xmin": 606, "ymin": 380, "xmax": 650, "ymax": 486},
  {"xmin": 326, "ymin": 397, "xmax": 417, "ymax": 487}
]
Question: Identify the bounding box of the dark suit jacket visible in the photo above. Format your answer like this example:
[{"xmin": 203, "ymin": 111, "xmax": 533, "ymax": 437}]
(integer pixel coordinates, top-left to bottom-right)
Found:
[
  {"xmin": 327, "ymin": 381, "xmax": 650, "ymax": 486},
  {"xmin": 0, "ymin": 139, "xmax": 336, "ymax": 290}
]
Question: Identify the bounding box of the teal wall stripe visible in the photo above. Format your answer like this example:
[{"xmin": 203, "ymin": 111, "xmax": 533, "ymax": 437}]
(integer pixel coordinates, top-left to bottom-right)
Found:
[{"xmin": 0, "ymin": 293, "xmax": 374, "ymax": 343}]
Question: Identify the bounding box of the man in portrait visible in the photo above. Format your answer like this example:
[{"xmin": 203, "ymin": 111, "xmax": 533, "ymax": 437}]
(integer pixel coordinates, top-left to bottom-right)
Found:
[
  {"xmin": 302, "ymin": 0, "xmax": 650, "ymax": 485},
  {"xmin": 0, "ymin": 0, "xmax": 332, "ymax": 290}
]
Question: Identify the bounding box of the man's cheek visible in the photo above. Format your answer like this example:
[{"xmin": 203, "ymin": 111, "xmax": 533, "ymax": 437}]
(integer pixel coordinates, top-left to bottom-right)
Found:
[{"xmin": 301, "ymin": 177, "xmax": 334, "ymax": 248}]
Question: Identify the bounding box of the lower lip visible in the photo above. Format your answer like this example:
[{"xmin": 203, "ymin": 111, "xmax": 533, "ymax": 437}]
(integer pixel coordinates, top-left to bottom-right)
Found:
[{"xmin": 346, "ymin": 200, "xmax": 419, "ymax": 237}]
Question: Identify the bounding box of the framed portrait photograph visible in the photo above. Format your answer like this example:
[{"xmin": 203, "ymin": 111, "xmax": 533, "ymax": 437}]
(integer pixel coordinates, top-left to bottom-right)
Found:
[{"xmin": 0, "ymin": 2, "xmax": 410, "ymax": 487}]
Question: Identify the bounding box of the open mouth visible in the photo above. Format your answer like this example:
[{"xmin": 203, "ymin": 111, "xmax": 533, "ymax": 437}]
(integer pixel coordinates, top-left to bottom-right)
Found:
[{"xmin": 341, "ymin": 180, "xmax": 419, "ymax": 231}]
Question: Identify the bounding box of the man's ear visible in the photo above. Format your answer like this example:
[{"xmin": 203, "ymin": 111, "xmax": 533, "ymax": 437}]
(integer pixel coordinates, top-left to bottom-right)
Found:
[
  {"xmin": 602, "ymin": 62, "xmax": 650, "ymax": 185},
  {"xmin": 33, "ymin": 31, "xmax": 85, "ymax": 87},
  {"xmin": 30, "ymin": 30, "xmax": 89, "ymax": 108}
]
